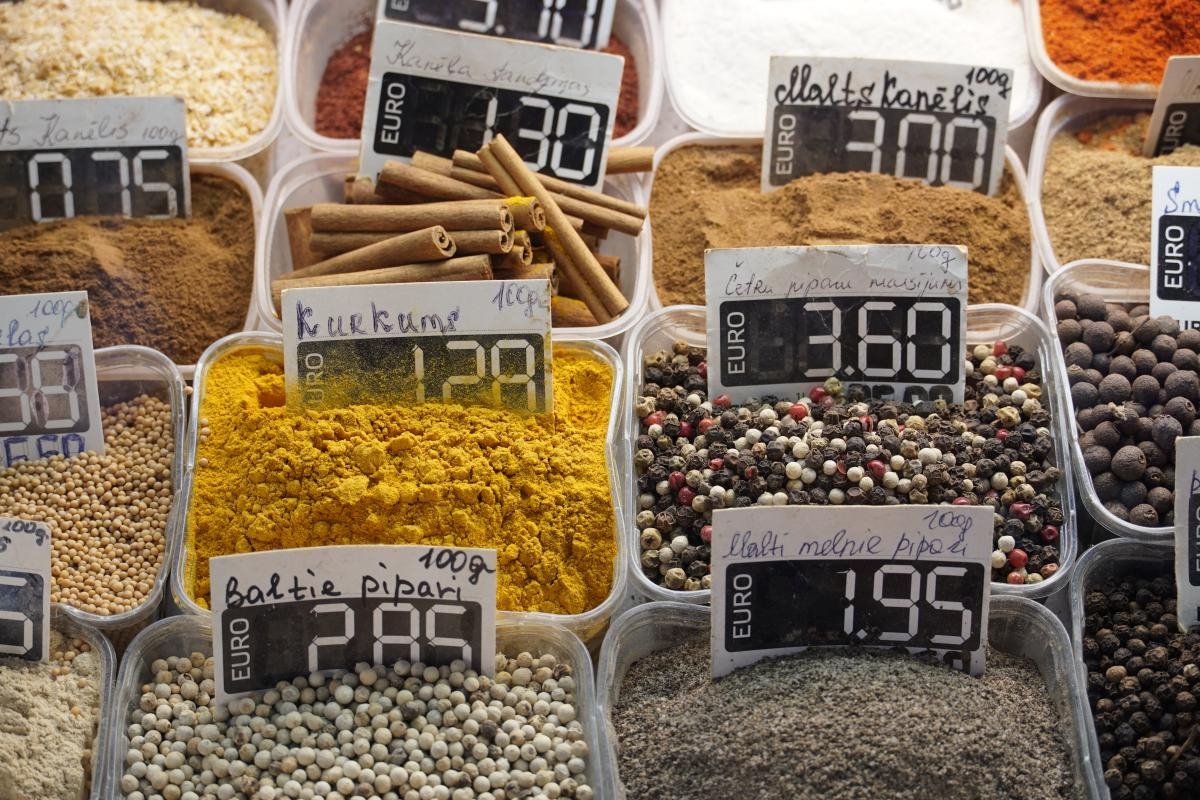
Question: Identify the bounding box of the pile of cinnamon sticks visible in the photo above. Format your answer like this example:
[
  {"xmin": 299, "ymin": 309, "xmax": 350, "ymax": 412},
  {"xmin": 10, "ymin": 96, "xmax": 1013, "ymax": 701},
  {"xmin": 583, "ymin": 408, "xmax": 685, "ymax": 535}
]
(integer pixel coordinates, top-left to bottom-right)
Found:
[{"xmin": 276, "ymin": 141, "xmax": 653, "ymax": 327}]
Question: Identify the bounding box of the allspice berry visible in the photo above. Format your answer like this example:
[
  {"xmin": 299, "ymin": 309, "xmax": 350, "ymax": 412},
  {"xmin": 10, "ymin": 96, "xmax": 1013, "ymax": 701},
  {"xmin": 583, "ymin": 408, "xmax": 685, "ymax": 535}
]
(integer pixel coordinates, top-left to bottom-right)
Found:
[{"xmin": 1111, "ymin": 445, "xmax": 1147, "ymax": 482}]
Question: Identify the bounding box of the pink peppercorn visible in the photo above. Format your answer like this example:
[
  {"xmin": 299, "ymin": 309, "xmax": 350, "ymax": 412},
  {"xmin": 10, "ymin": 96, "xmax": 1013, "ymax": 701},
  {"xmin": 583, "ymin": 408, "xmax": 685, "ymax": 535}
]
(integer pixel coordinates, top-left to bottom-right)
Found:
[
  {"xmin": 1040, "ymin": 524, "xmax": 1060, "ymax": 543},
  {"xmin": 1008, "ymin": 548, "xmax": 1029, "ymax": 570},
  {"xmin": 700, "ymin": 525, "xmax": 712, "ymax": 544}
]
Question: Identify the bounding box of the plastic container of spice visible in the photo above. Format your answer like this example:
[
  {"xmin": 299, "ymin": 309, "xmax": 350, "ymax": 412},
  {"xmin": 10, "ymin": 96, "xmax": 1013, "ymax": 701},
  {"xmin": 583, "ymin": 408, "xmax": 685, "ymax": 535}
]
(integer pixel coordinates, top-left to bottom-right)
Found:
[
  {"xmin": 622, "ymin": 302, "xmax": 1079, "ymax": 603},
  {"xmin": 169, "ymin": 330, "xmax": 630, "ymax": 646},
  {"xmin": 1041, "ymin": 259, "xmax": 1170, "ymax": 544},
  {"xmin": 103, "ymin": 611, "xmax": 618, "ymax": 799},
  {"xmin": 254, "ymin": 151, "xmax": 651, "ymax": 343},
  {"xmin": 595, "ymin": 596, "xmax": 1101, "ymax": 800},
  {"xmin": 281, "ymin": 0, "xmax": 663, "ymax": 153},
  {"xmin": 642, "ymin": 132, "xmax": 1045, "ymax": 320},
  {"xmin": 1021, "ymin": 0, "xmax": 1160, "ymax": 100},
  {"xmin": 1026, "ymin": 94, "xmax": 1155, "ymax": 276}
]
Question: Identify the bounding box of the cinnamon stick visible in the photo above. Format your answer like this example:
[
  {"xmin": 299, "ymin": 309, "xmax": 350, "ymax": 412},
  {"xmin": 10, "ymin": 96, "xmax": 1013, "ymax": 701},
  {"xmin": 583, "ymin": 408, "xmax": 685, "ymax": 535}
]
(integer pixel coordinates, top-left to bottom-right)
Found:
[
  {"xmin": 477, "ymin": 147, "xmax": 522, "ymax": 196},
  {"xmin": 287, "ymin": 226, "xmax": 456, "ymax": 281},
  {"xmin": 595, "ymin": 253, "xmax": 620, "ymax": 282},
  {"xmin": 310, "ymin": 232, "xmax": 393, "ymax": 258},
  {"xmin": 493, "ymin": 261, "xmax": 556, "ymax": 290},
  {"xmin": 453, "ymin": 229, "xmax": 513, "ymax": 255},
  {"xmin": 273, "ymin": 254, "xmax": 493, "ymax": 307},
  {"xmin": 506, "ymin": 198, "xmax": 545, "ymax": 232},
  {"xmin": 284, "ymin": 207, "xmax": 317, "ymax": 271},
  {"xmin": 378, "ymin": 160, "xmax": 500, "ymax": 202},
  {"xmin": 551, "ymin": 296, "xmax": 599, "ymax": 327},
  {"xmin": 411, "ymin": 151, "xmax": 454, "ymax": 175},
  {"xmin": 310, "ymin": 201, "xmax": 513, "ymax": 233},
  {"xmin": 511, "ymin": 231, "xmax": 534, "ymax": 265},
  {"xmin": 540, "ymin": 228, "xmax": 609, "ymax": 323},
  {"xmin": 344, "ymin": 176, "xmax": 388, "ymax": 204},
  {"xmin": 604, "ymin": 146, "xmax": 655, "ymax": 174}
]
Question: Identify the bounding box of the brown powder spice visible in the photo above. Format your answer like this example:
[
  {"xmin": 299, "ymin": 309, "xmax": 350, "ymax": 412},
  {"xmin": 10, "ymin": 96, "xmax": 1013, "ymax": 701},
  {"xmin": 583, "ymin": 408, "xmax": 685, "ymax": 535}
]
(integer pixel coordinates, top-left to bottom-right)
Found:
[{"xmin": 649, "ymin": 145, "xmax": 1032, "ymax": 307}]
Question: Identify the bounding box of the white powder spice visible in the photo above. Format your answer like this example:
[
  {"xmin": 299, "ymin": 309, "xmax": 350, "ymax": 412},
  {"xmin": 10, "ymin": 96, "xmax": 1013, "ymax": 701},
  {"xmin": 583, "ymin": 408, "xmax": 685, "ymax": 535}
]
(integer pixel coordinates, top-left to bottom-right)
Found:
[{"xmin": 661, "ymin": 0, "xmax": 1036, "ymax": 135}]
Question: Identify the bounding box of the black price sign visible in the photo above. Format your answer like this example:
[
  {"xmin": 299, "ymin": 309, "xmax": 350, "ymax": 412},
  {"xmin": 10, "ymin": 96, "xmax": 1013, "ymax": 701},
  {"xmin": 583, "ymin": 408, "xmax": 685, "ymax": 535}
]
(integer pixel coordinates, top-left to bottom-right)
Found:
[
  {"xmin": 359, "ymin": 21, "xmax": 623, "ymax": 189},
  {"xmin": 705, "ymin": 245, "xmax": 968, "ymax": 405},
  {"xmin": 283, "ymin": 280, "xmax": 553, "ymax": 414},
  {"xmin": 711, "ymin": 505, "xmax": 992, "ymax": 677},
  {"xmin": 0, "ymin": 292, "xmax": 104, "ymax": 467},
  {"xmin": 377, "ymin": 0, "xmax": 616, "ymax": 49},
  {"xmin": 0, "ymin": 516, "xmax": 51, "ymax": 662},
  {"xmin": 1174, "ymin": 438, "xmax": 1200, "ymax": 630},
  {"xmin": 211, "ymin": 545, "xmax": 498, "ymax": 699},
  {"xmin": 0, "ymin": 97, "xmax": 189, "ymax": 231},
  {"xmin": 1144, "ymin": 57, "xmax": 1200, "ymax": 157},
  {"xmin": 1151, "ymin": 167, "xmax": 1200, "ymax": 330},
  {"xmin": 762, "ymin": 58, "xmax": 1012, "ymax": 196}
]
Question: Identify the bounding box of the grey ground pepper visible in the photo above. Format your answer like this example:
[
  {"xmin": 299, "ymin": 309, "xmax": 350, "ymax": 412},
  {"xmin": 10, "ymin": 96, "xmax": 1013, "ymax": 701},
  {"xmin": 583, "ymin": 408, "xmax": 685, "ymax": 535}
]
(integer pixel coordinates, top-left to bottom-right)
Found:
[{"xmin": 612, "ymin": 637, "xmax": 1079, "ymax": 800}]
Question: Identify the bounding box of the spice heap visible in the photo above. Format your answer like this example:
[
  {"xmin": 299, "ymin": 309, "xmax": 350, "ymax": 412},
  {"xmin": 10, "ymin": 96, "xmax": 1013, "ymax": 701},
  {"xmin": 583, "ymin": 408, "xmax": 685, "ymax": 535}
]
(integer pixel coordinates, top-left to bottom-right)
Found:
[
  {"xmin": 0, "ymin": 175, "xmax": 256, "ymax": 364},
  {"xmin": 0, "ymin": 0, "xmax": 277, "ymax": 149},
  {"xmin": 0, "ymin": 394, "xmax": 174, "ymax": 616},
  {"xmin": 634, "ymin": 340, "xmax": 1064, "ymax": 590},
  {"xmin": 119, "ymin": 650, "xmax": 596, "ymax": 800},
  {"xmin": 315, "ymin": 29, "xmax": 640, "ymax": 140},
  {"xmin": 0, "ymin": 631, "xmax": 102, "ymax": 800},
  {"xmin": 1081, "ymin": 569, "xmax": 1200, "ymax": 799},
  {"xmin": 661, "ymin": 0, "xmax": 1036, "ymax": 133},
  {"xmin": 649, "ymin": 145, "xmax": 1032, "ymax": 307},
  {"xmin": 187, "ymin": 347, "xmax": 615, "ymax": 615},
  {"xmin": 280, "ymin": 137, "xmax": 651, "ymax": 327},
  {"xmin": 612, "ymin": 636, "xmax": 1077, "ymax": 800},
  {"xmin": 1041, "ymin": 113, "xmax": 1200, "ymax": 267},
  {"xmin": 1053, "ymin": 293, "xmax": 1198, "ymax": 528},
  {"xmin": 1039, "ymin": 0, "xmax": 1200, "ymax": 86}
]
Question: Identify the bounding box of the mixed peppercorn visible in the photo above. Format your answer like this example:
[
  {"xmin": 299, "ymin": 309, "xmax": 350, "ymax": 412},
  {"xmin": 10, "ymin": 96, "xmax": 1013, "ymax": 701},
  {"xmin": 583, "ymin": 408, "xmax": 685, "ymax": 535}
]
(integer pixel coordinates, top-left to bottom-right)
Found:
[
  {"xmin": 633, "ymin": 340, "xmax": 1064, "ymax": 590},
  {"xmin": 1083, "ymin": 571, "xmax": 1200, "ymax": 800}
]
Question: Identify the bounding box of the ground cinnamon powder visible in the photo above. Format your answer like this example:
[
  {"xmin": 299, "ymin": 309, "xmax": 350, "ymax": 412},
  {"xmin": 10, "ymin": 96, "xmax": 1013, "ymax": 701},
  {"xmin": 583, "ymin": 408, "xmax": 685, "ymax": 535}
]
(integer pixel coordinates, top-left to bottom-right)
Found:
[
  {"xmin": 0, "ymin": 175, "xmax": 254, "ymax": 363},
  {"xmin": 649, "ymin": 145, "xmax": 1032, "ymax": 307}
]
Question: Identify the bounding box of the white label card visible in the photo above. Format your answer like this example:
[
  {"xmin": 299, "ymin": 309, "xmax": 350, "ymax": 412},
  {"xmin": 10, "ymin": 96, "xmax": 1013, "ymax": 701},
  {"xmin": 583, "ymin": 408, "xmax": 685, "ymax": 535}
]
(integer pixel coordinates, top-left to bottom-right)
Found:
[
  {"xmin": 1174, "ymin": 437, "xmax": 1200, "ymax": 630},
  {"xmin": 710, "ymin": 505, "xmax": 992, "ymax": 678},
  {"xmin": 1143, "ymin": 56, "xmax": 1200, "ymax": 157},
  {"xmin": 282, "ymin": 279, "xmax": 553, "ymax": 414},
  {"xmin": 762, "ymin": 57, "xmax": 1012, "ymax": 195},
  {"xmin": 705, "ymin": 245, "xmax": 968, "ymax": 406},
  {"xmin": 0, "ymin": 291, "xmax": 104, "ymax": 467},
  {"xmin": 359, "ymin": 21, "xmax": 623, "ymax": 189},
  {"xmin": 376, "ymin": 0, "xmax": 617, "ymax": 50},
  {"xmin": 211, "ymin": 545, "xmax": 498, "ymax": 701},
  {"xmin": 0, "ymin": 516, "xmax": 51, "ymax": 662},
  {"xmin": 1150, "ymin": 166, "xmax": 1200, "ymax": 330},
  {"xmin": 0, "ymin": 96, "xmax": 190, "ymax": 231}
]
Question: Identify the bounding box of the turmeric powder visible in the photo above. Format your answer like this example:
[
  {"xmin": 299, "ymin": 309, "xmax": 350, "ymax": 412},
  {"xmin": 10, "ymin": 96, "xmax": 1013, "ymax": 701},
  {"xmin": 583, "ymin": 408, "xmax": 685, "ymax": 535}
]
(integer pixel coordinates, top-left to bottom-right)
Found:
[{"xmin": 185, "ymin": 346, "xmax": 617, "ymax": 616}]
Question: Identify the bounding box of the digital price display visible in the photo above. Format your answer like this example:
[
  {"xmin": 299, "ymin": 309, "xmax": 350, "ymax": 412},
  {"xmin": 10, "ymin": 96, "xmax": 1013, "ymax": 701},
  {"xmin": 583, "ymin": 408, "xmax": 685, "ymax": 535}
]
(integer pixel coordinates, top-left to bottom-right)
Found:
[
  {"xmin": 762, "ymin": 58, "xmax": 1012, "ymax": 196},
  {"xmin": 359, "ymin": 21, "xmax": 623, "ymax": 189},
  {"xmin": 0, "ymin": 292, "xmax": 104, "ymax": 467},
  {"xmin": 1144, "ymin": 57, "xmax": 1200, "ymax": 157},
  {"xmin": 283, "ymin": 280, "xmax": 553, "ymax": 413},
  {"xmin": 1151, "ymin": 167, "xmax": 1200, "ymax": 330},
  {"xmin": 0, "ymin": 516, "xmax": 51, "ymax": 662},
  {"xmin": 705, "ymin": 245, "xmax": 968, "ymax": 405},
  {"xmin": 211, "ymin": 545, "xmax": 497, "ymax": 699},
  {"xmin": 377, "ymin": 0, "xmax": 616, "ymax": 50},
  {"xmin": 0, "ymin": 97, "xmax": 189, "ymax": 231},
  {"xmin": 711, "ymin": 505, "xmax": 992, "ymax": 677},
  {"xmin": 1174, "ymin": 438, "xmax": 1200, "ymax": 630}
]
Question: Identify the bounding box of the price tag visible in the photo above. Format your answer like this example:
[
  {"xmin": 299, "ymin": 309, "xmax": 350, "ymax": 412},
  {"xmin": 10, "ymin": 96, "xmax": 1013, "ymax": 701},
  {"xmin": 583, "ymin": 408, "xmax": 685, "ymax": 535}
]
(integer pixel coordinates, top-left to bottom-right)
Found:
[
  {"xmin": 1174, "ymin": 437, "xmax": 1200, "ymax": 630},
  {"xmin": 359, "ymin": 21, "xmax": 623, "ymax": 189},
  {"xmin": 282, "ymin": 280, "xmax": 553, "ymax": 414},
  {"xmin": 0, "ymin": 291, "xmax": 104, "ymax": 467},
  {"xmin": 1143, "ymin": 57, "xmax": 1200, "ymax": 157},
  {"xmin": 762, "ymin": 57, "xmax": 1012, "ymax": 196},
  {"xmin": 705, "ymin": 245, "xmax": 968, "ymax": 406},
  {"xmin": 710, "ymin": 505, "xmax": 992, "ymax": 678},
  {"xmin": 1150, "ymin": 166, "xmax": 1200, "ymax": 330},
  {"xmin": 377, "ymin": 0, "xmax": 616, "ymax": 50},
  {"xmin": 0, "ymin": 96, "xmax": 189, "ymax": 232},
  {"xmin": 211, "ymin": 545, "xmax": 498, "ymax": 700},
  {"xmin": 0, "ymin": 516, "xmax": 51, "ymax": 662}
]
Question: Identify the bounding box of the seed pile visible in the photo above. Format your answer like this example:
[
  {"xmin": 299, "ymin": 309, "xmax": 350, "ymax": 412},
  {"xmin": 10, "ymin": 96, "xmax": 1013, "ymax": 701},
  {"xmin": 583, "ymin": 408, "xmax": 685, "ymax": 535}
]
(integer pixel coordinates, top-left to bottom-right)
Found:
[
  {"xmin": 0, "ymin": 394, "xmax": 174, "ymax": 616},
  {"xmin": 119, "ymin": 651, "xmax": 595, "ymax": 800},
  {"xmin": 1082, "ymin": 570, "xmax": 1200, "ymax": 799},
  {"xmin": 612, "ymin": 637, "xmax": 1077, "ymax": 800},
  {"xmin": 1053, "ymin": 292, "xmax": 1199, "ymax": 527},
  {"xmin": 634, "ymin": 341, "xmax": 1064, "ymax": 590},
  {"xmin": 0, "ymin": 632, "xmax": 102, "ymax": 800}
]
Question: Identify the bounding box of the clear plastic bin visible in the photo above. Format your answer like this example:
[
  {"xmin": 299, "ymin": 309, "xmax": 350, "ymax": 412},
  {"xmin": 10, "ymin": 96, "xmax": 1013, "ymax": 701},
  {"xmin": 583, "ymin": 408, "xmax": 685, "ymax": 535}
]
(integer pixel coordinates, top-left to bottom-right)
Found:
[
  {"xmin": 596, "ymin": 596, "xmax": 1100, "ymax": 800},
  {"xmin": 282, "ymin": 0, "xmax": 663, "ymax": 152},
  {"xmin": 103, "ymin": 613, "xmax": 616, "ymax": 800},
  {"xmin": 1026, "ymin": 94, "xmax": 1156, "ymax": 276},
  {"xmin": 1067, "ymin": 537, "xmax": 1175, "ymax": 798},
  {"xmin": 38, "ymin": 346, "xmax": 186, "ymax": 647},
  {"xmin": 622, "ymin": 302, "xmax": 1079, "ymax": 603},
  {"xmin": 1021, "ymin": 0, "xmax": 1160, "ymax": 100},
  {"xmin": 659, "ymin": 0, "xmax": 1043, "ymax": 137},
  {"xmin": 642, "ymin": 132, "xmax": 1044, "ymax": 320},
  {"xmin": 170, "ymin": 330, "xmax": 629, "ymax": 646},
  {"xmin": 255, "ymin": 151, "xmax": 650, "ymax": 343},
  {"xmin": 1041, "ymin": 259, "xmax": 1168, "ymax": 542}
]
